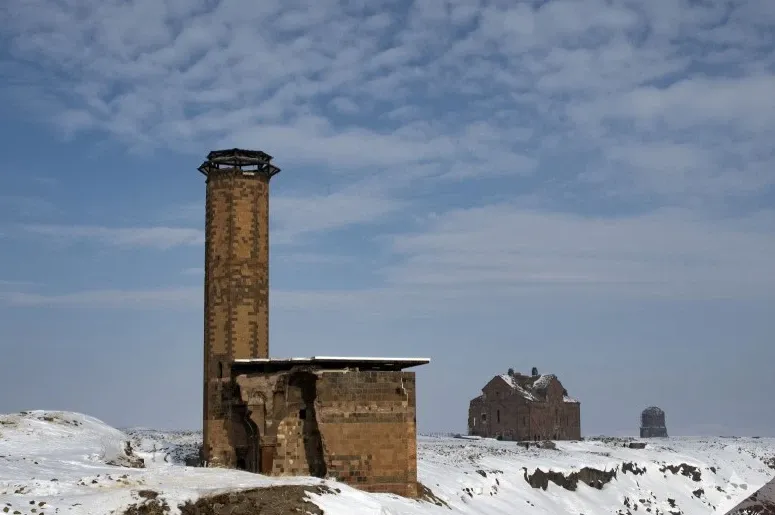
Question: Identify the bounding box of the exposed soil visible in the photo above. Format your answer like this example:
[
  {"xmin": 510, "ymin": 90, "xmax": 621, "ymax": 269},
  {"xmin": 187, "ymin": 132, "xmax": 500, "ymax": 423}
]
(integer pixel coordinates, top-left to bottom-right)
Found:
[
  {"xmin": 418, "ymin": 482, "xmax": 450, "ymax": 508},
  {"xmin": 659, "ymin": 463, "xmax": 702, "ymax": 482},
  {"xmin": 523, "ymin": 466, "xmax": 617, "ymax": 491},
  {"xmin": 622, "ymin": 462, "xmax": 647, "ymax": 475},
  {"xmin": 120, "ymin": 485, "xmax": 333, "ymax": 515}
]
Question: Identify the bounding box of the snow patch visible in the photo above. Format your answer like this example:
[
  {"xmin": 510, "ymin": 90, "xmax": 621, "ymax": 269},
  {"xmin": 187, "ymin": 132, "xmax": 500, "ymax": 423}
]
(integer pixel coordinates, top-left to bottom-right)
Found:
[{"xmin": 1, "ymin": 411, "xmax": 774, "ymax": 515}]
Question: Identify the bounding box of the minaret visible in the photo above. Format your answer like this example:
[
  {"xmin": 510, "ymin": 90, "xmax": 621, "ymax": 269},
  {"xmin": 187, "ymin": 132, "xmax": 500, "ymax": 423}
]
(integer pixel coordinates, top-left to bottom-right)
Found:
[{"xmin": 198, "ymin": 148, "xmax": 280, "ymax": 466}]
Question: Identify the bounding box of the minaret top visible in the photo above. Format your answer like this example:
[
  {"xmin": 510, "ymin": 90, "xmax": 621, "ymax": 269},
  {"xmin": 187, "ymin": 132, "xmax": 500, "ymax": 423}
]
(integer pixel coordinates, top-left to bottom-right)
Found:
[{"xmin": 197, "ymin": 148, "xmax": 281, "ymax": 179}]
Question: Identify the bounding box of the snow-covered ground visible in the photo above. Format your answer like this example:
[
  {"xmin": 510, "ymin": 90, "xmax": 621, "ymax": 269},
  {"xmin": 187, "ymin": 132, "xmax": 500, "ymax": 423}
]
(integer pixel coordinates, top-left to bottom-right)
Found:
[{"xmin": 1, "ymin": 411, "xmax": 773, "ymax": 515}]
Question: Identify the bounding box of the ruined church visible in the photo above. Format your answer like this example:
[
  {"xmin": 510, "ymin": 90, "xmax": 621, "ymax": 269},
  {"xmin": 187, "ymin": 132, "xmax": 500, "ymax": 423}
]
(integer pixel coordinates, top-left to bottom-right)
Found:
[
  {"xmin": 199, "ymin": 148, "xmax": 429, "ymax": 497},
  {"xmin": 468, "ymin": 367, "xmax": 581, "ymax": 441}
]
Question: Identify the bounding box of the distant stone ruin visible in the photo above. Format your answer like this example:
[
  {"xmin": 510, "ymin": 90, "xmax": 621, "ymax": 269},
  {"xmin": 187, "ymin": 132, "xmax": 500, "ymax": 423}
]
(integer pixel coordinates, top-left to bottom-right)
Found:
[
  {"xmin": 468, "ymin": 367, "xmax": 581, "ymax": 441},
  {"xmin": 639, "ymin": 406, "xmax": 668, "ymax": 438}
]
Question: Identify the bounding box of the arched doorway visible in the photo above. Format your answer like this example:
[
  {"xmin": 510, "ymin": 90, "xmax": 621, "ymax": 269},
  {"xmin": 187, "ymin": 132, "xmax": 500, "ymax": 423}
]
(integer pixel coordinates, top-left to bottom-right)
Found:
[{"xmin": 241, "ymin": 413, "xmax": 261, "ymax": 473}]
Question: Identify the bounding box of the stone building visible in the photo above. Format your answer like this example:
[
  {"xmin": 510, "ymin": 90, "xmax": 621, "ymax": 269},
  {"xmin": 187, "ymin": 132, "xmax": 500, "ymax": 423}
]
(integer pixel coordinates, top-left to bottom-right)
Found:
[
  {"xmin": 198, "ymin": 148, "xmax": 429, "ymax": 497},
  {"xmin": 468, "ymin": 368, "xmax": 581, "ymax": 441},
  {"xmin": 639, "ymin": 406, "xmax": 668, "ymax": 438}
]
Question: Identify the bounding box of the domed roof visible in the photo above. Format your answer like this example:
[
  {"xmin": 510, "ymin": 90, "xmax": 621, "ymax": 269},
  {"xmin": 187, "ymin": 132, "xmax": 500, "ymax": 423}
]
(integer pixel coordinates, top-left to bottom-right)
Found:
[{"xmin": 642, "ymin": 406, "xmax": 665, "ymax": 415}]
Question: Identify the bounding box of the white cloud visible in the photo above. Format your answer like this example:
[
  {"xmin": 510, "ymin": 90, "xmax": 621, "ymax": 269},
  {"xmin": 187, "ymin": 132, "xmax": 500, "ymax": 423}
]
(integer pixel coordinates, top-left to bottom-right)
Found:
[
  {"xmin": 6, "ymin": 0, "xmax": 771, "ymax": 203},
  {"xmin": 0, "ymin": 285, "xmax": 372, "ymax": 312},
  {"xmin": 271, "ymin": 187, "xmax": 404, "ymax": 244},
  {"xmin": 0, "ymin": 279, "xmax": 36, "ymax": 287},
  {"xmin": 383, "ymin": 205, "xmax": 775, "ymax": 300},
  {"xmin": 278, "ymin": 253, "xmax": 355, "ymax": 265},
  {"xmin": 160, "ymin": 181, "xmax": 404, "ymax": 246},
  {"xmin": 21, "ymin": 224, "xmax": 204, "ymax": 249},
  {"xmin": 328, "ymin": 97, "xmax": 360, "ymax": 115},
  {"xmin": 0, "ymin": 196, "xmax": 58, "ymax": 218},
  {"xmin": 5, "ymin": 206, "xmax": 773, "ymax": 313},
  {"xmin": 2, "ymin": 0, "xmax": 774, "ymax": 311},
  {"xmin": 0, "ymin": 288, "xmax": 202, "ymax": 309}
]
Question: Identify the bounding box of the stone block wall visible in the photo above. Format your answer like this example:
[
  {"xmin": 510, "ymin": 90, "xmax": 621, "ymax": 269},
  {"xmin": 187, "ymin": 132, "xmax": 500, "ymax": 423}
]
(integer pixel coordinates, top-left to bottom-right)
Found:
[
  {"xmin": 528, "ymin": 402, "xmax": 581, "ymax": 440},
  {"xmin": 232, "ymin": 368, "xmax": 419, "ymax": 498},
  {"xmin": 468, "ymin": 376, "xmax": 581, "ymax": 441},
  {"xmin": 203, "ymin": 169, "xmax": 272, "ymax": 467}
]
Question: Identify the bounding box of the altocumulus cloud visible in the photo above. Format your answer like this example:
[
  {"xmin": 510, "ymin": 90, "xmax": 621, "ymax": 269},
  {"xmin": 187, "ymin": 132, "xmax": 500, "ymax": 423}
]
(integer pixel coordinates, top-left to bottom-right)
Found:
[
  {"xmin": 1, "ymin": 0, "xmax": 772, "ymax": 194},
  {"xmin": 0, "ymin": 0, "xmax": 774, "ymax": 311},
  {"xmin": 20, "ymin": 224, "xmax": 205, "ymax": 250}
]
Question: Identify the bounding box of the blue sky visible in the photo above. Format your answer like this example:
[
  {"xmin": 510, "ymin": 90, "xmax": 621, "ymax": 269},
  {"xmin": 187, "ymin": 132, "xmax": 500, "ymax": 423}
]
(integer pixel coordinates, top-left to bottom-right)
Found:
[{"xmin": 0, "ymin": 0, "xmax": 774, "ymax": 436}]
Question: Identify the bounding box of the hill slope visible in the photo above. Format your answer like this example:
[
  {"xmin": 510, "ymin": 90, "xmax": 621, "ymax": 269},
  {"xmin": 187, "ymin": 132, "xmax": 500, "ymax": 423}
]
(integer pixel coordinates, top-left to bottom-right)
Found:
[{"xmin": 1, "ymin": 411, "xmax": 773, "ymax": 515}]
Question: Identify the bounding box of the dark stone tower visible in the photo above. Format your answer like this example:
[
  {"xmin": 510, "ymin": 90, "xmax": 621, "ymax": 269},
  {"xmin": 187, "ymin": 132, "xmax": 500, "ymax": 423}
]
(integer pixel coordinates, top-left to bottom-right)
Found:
[
  {"xmin": 198, "ymin": 149, "xmax": 280, "ymax": 467},
  {"xmin": 640, "ymin": 406, "xmax": 668, "ymax": 438}
]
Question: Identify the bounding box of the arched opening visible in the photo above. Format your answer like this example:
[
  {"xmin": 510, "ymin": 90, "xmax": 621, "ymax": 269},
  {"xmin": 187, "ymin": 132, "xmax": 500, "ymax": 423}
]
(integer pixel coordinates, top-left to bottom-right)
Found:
[
  {"xmin": 217, "ymin": 362, "xmax": 223, "ymax": 379},
  {"xmin": 241, "ymin": 411, "xmax": 261, "ymax": 473}
]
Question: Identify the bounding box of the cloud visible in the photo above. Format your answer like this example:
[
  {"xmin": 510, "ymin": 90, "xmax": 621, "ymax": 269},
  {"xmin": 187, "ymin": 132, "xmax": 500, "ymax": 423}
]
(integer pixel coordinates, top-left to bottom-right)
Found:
[
  {"xmin": 163, "ymin": 182, "xmax": 405, "ymax": 246},
  {"xmin": 0, "ymin": 279, "xmax": 37, "ymax": 287},
  {"xmin": 5, "ymin": 205, "xmax": 773, "ymax": 314},
  {"xmin": 384, "ymin": 205, "xmax": 775, "ymax": 300},
  {"xmin": 279, "ymin": 253, "xmax": 356, "ymax": 265},
  {"xmin": 1, "ymin": 0, "xmax": 774, "ymax": 313},
  {"xmin": 21, "ymin": 224, "xmax": 204, "ymax": 249},
  {"xmin": 6, "ymin": 0, "xmax": 771, "ymax": 206},
  {"xmin": 0, "ymin": 288, "xmax": 202, "ymax": 309},
  {"xmin": 0, "ymin": 196, "xmax": 58, "ymax": 219},
  {"xmin": 271, "ymin": 187, "xmax": 404, "ymax": 244},
  {"xmin": 29, "ymin": 177, "xmax": 59, "ymax": 188},
  {"xmin": 0, "ymin": 285, "xmax": 369, "ymax": 312}
]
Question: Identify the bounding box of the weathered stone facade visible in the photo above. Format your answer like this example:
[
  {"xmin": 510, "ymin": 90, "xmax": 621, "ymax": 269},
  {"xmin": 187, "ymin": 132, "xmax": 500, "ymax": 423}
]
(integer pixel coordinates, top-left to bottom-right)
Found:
[
  {"xmin": 220, "ymin": 360, "xmax": 422, "ymax": 497},
  {"xmin": 639, "ymin": 406, "xmax": 668, "ymax": 438},
  {"xmin": 197, "ymin": 149, "xmax": 428, "ymax": 498},
  {"xmin": 199, "ymin": 149, "xmax": 280, "ymax": 470},
  {"xmin": 468, "ymin": 368, "xmax": 581, "ymax": 441}
]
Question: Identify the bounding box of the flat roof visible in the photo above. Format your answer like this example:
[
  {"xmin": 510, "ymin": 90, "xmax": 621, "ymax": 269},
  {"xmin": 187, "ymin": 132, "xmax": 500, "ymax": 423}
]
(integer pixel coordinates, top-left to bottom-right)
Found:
[{"xmin": 231, "ymin": 356, "xmax": 431, "ymax": 373}]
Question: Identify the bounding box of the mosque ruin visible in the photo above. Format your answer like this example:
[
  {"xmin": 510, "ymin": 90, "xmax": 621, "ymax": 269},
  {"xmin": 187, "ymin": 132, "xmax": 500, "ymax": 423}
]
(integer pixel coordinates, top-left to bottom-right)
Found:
[{"xmin": 199, "ymin": 148, "xmax": 429, "ymax": 497}]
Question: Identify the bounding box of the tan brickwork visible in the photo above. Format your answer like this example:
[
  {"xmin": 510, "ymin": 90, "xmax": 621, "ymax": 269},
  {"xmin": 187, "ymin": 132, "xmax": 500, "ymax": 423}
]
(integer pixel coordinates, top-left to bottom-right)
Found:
[
  {"xmin": 231, "ymin": 369, "xmax": 420, "ymax": 498},
  {"xmin": 197, "ymin": 150, "xmax": 421, "ymax": 497},
  {"xmin": 201, "ymin": 152, "xmax": 276, "ymax": 467}
]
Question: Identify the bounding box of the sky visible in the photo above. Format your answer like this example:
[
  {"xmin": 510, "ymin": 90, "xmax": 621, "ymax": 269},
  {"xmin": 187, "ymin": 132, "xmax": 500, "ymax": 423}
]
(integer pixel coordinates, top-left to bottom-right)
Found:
[{"xmin": 0, "ymin": 0, "xmax": 774, "ymax": 437}]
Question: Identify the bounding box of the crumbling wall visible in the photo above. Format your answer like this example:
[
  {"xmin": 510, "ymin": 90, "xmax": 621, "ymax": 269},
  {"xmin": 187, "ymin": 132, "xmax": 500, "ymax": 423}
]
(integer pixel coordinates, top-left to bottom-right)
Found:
[
  {"xmin": 472, "ymin": 381, "xmax": 531, "ymax": 440},
  {"xmin": 640, "ymin": 406, "xmax": 668, "ymax": 438},
  {"xmin": 233, "ymin": 369, "xmax": 419, "ymax": 498},
  {"xmin": 468, "ymin": 395, "xmax": 485, "ymax": 436},
  {"xmin": 471, "ymin": 375, "xmax": 581, "ymax": 441}
]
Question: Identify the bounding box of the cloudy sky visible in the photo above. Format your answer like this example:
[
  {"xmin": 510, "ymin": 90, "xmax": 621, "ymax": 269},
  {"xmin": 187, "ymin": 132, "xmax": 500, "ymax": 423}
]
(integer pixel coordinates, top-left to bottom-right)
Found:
[{"xmin": 0, "ymin": 0, "xmax": 773, "ymax": 436}]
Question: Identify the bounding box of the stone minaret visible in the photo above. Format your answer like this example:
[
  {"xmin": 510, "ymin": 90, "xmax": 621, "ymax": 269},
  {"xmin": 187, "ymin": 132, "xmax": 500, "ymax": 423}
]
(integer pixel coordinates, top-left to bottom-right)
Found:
[{"xmin": 198, "ymin": 148, "xmax": 280, "ymax": 466}]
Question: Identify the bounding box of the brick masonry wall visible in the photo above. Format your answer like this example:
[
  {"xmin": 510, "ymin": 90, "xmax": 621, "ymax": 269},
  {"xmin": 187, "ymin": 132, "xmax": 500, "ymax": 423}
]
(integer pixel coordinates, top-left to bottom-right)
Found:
[
  {"xmin": 468, "ymin": 375, "xmax": 581, "ymax": 441},
  {"xmin": 203, "ymin": 169, "xmax": 272, "ymax": 467},
  {"xmin": 316, "ymin": 371, "xmax": 418, "ymax": 497},
  {"xmin": 233, "ymin": 369, "xmax": 419, "ymax": 498}
]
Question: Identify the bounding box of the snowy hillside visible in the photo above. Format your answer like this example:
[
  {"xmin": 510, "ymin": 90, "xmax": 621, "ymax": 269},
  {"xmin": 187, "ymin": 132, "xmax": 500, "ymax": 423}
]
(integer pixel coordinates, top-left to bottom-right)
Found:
[{"xmin": 1, "ymin": 411, "xmax": 774, "ymax": 515}]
